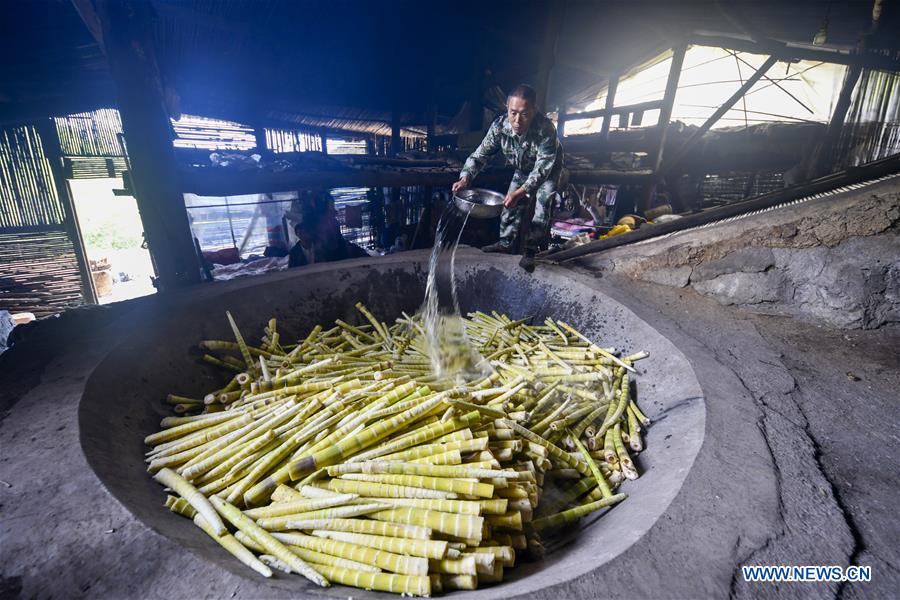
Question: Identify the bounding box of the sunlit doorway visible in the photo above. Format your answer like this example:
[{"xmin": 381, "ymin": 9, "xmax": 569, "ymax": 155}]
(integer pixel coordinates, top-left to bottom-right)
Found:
[{"xmin": 68, "ymin": 178, "xmax": 157, "ymax": 304}]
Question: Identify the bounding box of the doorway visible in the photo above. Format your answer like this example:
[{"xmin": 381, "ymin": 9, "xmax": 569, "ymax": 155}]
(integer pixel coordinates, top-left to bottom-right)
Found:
[{"xmin": 67, "ymin": 178, "xmax": 156, "ymax": 304}]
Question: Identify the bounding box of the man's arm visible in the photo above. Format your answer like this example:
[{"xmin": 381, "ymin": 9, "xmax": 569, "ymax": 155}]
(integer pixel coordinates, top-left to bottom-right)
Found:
[
  {"xmin": 458, "ymin": 120, "xmax": 502, "ymax": 184},
  {"xmin": 520, "ymin": 125, "xmax": 561, "ymax": 196}
]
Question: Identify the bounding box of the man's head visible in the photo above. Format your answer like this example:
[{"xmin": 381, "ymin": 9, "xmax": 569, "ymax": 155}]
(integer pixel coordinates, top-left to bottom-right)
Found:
[
  {"xmin": 507, "ymin": 84, "xmax": 537, "ymax": 136},
  {"xmin": 295, "ymin": 219, "xmax": 317, "ymax": 248}
]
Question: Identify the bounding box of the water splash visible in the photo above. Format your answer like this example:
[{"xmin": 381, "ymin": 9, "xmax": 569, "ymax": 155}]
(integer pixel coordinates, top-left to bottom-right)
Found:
[{"xmin": 420, "ymin": 203, "xmax": 489, "ymax": 384}]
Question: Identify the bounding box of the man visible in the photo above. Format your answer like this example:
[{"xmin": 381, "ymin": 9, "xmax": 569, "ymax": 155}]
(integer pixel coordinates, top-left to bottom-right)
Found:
[
  {"xmin": 288, "ymin": 220, "xmax": 316, "ymax": 268},
  {"xmin": 452, "ymin": 84, "xmax": 564, "ymax": 272},
  {"xmin": 288, "ymin": 204, "xmax": 368, "ymax": 269}
]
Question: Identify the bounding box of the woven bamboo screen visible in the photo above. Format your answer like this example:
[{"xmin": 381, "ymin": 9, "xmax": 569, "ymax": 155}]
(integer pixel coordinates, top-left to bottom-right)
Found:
[
  {"xmin": 0, "ymin": 125, "xmax": 65, "ymax": 229},
  {"xmin": 0, "ymin": 124, "xmax": 85, "ymax": 316}
]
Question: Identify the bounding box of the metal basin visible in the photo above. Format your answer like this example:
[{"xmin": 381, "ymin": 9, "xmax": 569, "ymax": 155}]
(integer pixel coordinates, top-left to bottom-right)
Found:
[{"xmin": 454, "ymin": 188, "xmax": 505, "ymax": 218}]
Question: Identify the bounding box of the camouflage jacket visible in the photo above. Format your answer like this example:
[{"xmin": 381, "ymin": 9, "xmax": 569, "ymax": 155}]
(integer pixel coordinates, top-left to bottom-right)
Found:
[{"xmin": 460, "ymin": 112, "xmax": 563, "ymax": 195}]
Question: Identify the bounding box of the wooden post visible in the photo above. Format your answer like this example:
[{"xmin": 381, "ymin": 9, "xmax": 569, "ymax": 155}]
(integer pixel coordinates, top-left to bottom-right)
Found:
[
  {"xmin": 320, "ymin": 128, "xmax": 329, "ymax": 155},
  {"xmin": 426, "ymin": 104, "xmax": 436, "ymax": 155},
  {"xmin": 469, "ymin": 41, "xmax": 485, "ymax": 132},
  {"xmin": 640, "ymin": 44, "xmax": 687, "ymax": 212},
  {"xmin": 254, "ymin": 126, "xmax": 267, "ymax": 152},
  {"xmin": 423, "ymin": 103, "xmax": 436, "ymax": 247},
  {"xmin": 37, "ymin": 118, "xmax": 99, "ymax": 305},
  {"xmin": 557, "ymin": 101, "xmax": 568, "ymax": 140},
  {"xmin": 390, "ymin": 107, "xmax": 402, "ymax": 228},
  {"xmin": 809, "ymin": 62, "xmax": 863, "ymax": 178},
  {"xmin": 534, "ymin": 0, "xmax": 567, "ymax": 112},
  {"xmin": 92, "ymin": 0, "xmax": 200, "ymax": 289},
  {"xmin": 600, "ymin": 74, "xmax": 620, "ymax": 141},
  {"xmin": 650, "ymin": 45, "xmax": 687, "ymax": 174},
  {"xmin": 390, "ymin": 109, "xmax": 401, "ymax": 157}
]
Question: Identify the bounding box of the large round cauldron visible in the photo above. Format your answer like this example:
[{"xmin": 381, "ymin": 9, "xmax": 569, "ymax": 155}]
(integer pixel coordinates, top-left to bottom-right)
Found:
[{"xmin": 79, "ymin": 249, "xmax": 705, "ymax": 599}]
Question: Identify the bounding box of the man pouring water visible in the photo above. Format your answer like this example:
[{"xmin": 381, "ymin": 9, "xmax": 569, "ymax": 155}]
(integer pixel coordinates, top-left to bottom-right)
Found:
[{"xmin": 452, "ymin": 84, "xmax": 564, "ymax": 273}]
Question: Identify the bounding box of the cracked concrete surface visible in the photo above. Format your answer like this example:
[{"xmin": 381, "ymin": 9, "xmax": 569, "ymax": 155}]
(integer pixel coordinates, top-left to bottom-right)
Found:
[
  {"xmin": 1, "ymin": 252, "xmax": 897, "ymax": 599},
  {"xmin": 591, "ymin": 272, "xmax": 899, "ymax": 600}
]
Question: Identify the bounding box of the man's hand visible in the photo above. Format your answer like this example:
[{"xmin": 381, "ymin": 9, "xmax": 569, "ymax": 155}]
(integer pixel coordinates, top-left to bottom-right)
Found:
[
  {"xmin": 452, "ymin": 177, "xmax": 470, "ymax": 194},
  {"xmin": 503, "ymin": 187, "xmax": 527, "ymax": 208}
]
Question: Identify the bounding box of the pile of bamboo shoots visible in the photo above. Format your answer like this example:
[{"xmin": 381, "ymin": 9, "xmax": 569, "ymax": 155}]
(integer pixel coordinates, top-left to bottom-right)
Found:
[{"xmin": 147, "ymin": 304, "xmax": 650, "ymax": 595}]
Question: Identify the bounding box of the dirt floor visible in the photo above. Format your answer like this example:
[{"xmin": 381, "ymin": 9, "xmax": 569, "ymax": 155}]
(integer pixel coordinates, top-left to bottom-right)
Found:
[{"xmin": 0, "ymin": 252, "xmax": 897, "ymax": 599}]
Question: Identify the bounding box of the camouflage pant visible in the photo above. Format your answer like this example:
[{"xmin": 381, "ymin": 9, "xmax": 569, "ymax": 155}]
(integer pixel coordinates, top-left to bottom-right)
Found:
[{"xmin": 499, "ymin": 171, "xmax": 558, "ymax": 252}]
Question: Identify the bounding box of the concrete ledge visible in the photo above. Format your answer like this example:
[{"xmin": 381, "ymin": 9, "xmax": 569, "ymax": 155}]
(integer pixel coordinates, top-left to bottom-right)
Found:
[{"xmin": 579, "ymin": 175, "xmax": 900, "ymax": 329}]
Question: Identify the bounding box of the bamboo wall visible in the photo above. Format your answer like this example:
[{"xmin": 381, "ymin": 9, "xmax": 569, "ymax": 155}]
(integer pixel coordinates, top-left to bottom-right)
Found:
[
  {"xmin": 0, "ymin": 125, "xmax": 65, "ymax": 229},
  {"xmin": 0, "ymin": 123, "xmax": 85, "ymax": 317},
  {"xmin": 0, "ymin": 231, "xmax": 83, "ymax": 318},
  {"xmin": 266, "ymin": 128, "xmax": 323, "ymax": 153},
  {"xmin": 55, "ymin": 108, "xmax": 125, "ymax": 157}
]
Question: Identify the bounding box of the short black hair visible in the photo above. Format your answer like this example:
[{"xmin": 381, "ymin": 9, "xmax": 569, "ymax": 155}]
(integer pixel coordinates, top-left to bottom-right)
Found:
[
  {"xmin": 295, "ymin": 217, "xmax": 317, "ymax": 237},
  {"xmin": 508, "ymin": 84, "xmax": 537, "ymax": 105}
]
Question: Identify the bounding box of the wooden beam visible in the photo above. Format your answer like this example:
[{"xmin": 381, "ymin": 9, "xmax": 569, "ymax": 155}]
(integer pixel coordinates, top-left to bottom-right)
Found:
[
  {"xmin": 179, "ymin": 167, "xmax": 652, "ymax": 197},
  {"xmin": 344, "ymin": 156, "xmax": 449, "ymax": 167},
  {"xmin": 477, "ymin": 22, "xmax": 621, "ymax": 81},
  {"xmin": 712, "ymin": 0, "xmax": 777, "ymax": 46},
  {"xmin": 36, "ymin": 118, "xmax": 99, "ymax": 305},
  {"xmin": 70, "ymin": 0, "xmax": 104, "ymax": 46},
  {"xmin": 649, "ymin": 45, "xmax": 687, "ymax": 174},
  {"xmin": 663, "ymin": 54, "xmax": 779, "ymax": 175},
  {"xmin": 93, "ymin": 0, "xmax": 200, "ymax": 289},
  {"xmin": 599, "ymin": 74, "xmax": 619, "ymax": 140},
  {"xmin": 690, "ymin": 33, "xmax": 900, "ymax": 72},
  {"xmin": 560, "ymin": 99, "xmax": 662, "ymax": 129}
]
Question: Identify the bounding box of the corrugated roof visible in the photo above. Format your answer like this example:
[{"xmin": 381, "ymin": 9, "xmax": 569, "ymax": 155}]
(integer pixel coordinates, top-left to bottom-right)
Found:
[
  {"xmin": 266, "ymin": 106, "xmax": 424, "ymax": 138},
  {"xmin": 1, "ymin": 1, "xmax": 897, "ymax": 125}
]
